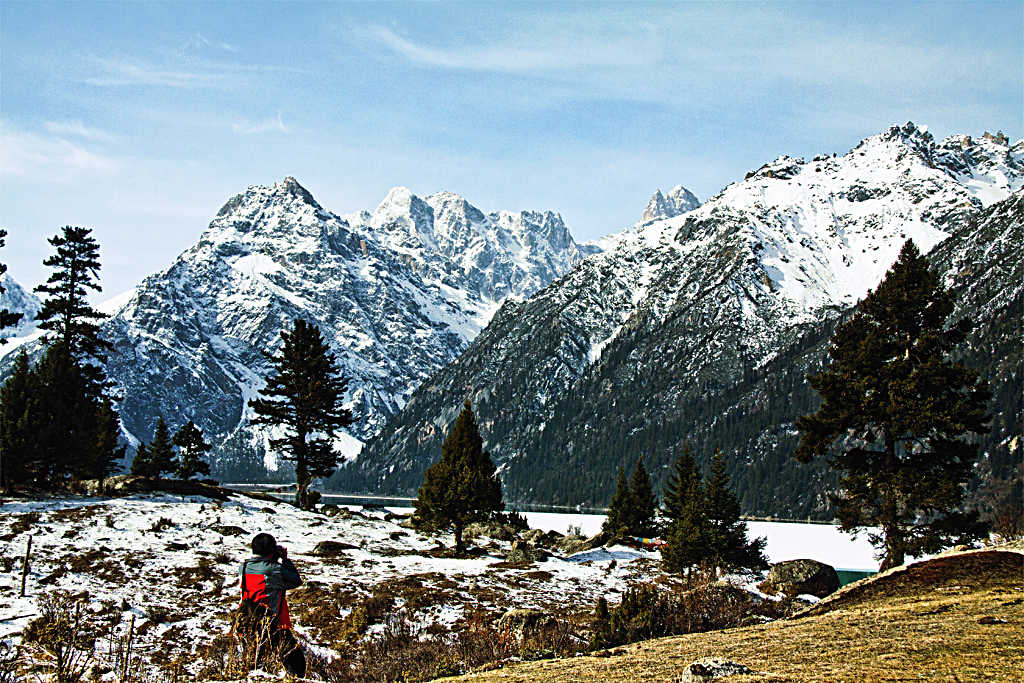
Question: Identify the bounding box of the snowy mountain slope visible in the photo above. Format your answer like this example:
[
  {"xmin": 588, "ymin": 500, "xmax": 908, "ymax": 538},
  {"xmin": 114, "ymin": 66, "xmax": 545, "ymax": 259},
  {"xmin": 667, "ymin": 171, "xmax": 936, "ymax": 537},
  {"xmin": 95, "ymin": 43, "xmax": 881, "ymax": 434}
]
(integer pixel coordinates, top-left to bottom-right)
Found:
[
  {"xmin": 344, "ymin": 123, "xmax": 1022, "ymax": 513},
  {"xmin": 0, "ymin": 273, "xmax": 42, "ymax": 340},
  {"xmin": 2, "ymin": 178, "xmax": 590, "ymax": 470}
]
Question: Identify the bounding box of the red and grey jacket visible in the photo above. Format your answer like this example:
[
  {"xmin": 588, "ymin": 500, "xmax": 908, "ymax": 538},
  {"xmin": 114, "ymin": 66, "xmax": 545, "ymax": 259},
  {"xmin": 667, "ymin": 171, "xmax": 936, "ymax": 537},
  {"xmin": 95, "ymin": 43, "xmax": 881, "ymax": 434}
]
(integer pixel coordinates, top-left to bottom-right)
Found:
[{"xmin": 239, "ymin": 556, "xmax": 302, "ymax": 630}]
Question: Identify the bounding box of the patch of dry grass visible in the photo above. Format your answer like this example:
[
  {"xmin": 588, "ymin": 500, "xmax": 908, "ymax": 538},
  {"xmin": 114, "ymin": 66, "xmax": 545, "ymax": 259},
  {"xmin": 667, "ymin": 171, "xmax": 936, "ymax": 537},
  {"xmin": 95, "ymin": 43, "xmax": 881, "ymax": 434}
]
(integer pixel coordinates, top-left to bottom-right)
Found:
[{"xmin": 446, "ymin": 550, "xmax": 1024, "ymax": 682}]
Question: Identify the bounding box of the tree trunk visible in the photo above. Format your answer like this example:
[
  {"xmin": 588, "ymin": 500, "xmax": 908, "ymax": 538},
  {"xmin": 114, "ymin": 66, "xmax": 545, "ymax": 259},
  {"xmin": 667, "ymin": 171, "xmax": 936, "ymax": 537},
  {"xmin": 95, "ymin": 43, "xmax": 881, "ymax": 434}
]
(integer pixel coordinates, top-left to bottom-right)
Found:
[
  {"xmin": 879, "ymin": 428, "xmax": 905, "ymax": 571},
  {"xmin": 295, "ymin": 435, "xmax": 309, "ymax": 509},
  {"xmin": 880, "ymin": 531, "xmax": 905, "ymax": 572},
  {"xmin": 454, "ymin": 523, "xmax": 465, "ymax": 556},
  {"xmin": 295, "ymin": 463, "xmax": 310, "ymax": 509}
]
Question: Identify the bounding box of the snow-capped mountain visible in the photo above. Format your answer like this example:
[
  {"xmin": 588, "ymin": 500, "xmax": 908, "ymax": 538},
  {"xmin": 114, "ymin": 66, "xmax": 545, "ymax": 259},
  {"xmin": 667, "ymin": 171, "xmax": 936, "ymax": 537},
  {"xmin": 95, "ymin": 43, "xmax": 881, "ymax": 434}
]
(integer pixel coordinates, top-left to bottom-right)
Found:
[
  {"xmin": 0, "ymin": 273, "xmax": 41, "ymax": 340},
  {"xmin": 6, "ymin": 177, "xmax": 589, "ymax": 466},
  {"xmin": 641, "ymin": 185, "xmax": 700, "ymax": 222},
  {"xmin": 345, "ymin": 123, "xmax": 1023, "ymax": 515}
]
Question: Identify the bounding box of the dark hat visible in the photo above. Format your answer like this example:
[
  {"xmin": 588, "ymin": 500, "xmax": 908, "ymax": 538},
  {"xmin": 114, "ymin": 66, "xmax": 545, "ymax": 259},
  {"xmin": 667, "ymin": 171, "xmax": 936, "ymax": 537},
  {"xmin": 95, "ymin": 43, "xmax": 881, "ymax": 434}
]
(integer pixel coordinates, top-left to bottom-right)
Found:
[{"xmin": 251, "ymin": 532, "xmax": 277, "ymax": 557}]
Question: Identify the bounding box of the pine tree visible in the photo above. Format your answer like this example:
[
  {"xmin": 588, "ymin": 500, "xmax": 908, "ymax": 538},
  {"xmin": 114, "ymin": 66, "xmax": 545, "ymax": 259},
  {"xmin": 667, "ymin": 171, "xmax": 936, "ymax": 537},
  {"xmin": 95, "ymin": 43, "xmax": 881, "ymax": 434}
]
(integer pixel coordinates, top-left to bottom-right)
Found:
[
  {"xmin": 0, "ymin": 229, "xmax": 24, "ymax": 342},
  {"xmin": 173, "ymin": 421, "xmax": 212, "ymax": 480},
  {"xmin": 142, "ymin": 417, "xmax": 177, "ymax": 478},
  {"xmin": 413, "ymin": 401, "xmax": 503, "ymax": 555},
  {"xmin": 249, "ymin": 319, "xmax": 354, "ymax": 508},
  {"xmin": 0, "ymin": 351, "xmax": 34, "ymax": 489},
  {"xmin": 34, "ymin": 226, "xmax": 109, "ymax": 365},
  {"xmin": 703, "ymin": 451, "xmax": 766, "ymax": 574},
  {"xmin": 590, "ymin": 596, "xmax": 613, "ymax": 650},
  {"xmin": 627, "ymin": 456, "xmax": 658, "ymax": 537},
  {"xmin": 29, "ymin": 226, "xmax": 123, "ymax": 485},
  {"xmin": 602, "ymin": 467, "xmax": 631, "ymax": 536},
  {"xmin": 662, "ymin": 445, "xmax": 699, "ymax": 524},
  {"xmin": 796, "ymin": 240, "xmax": 991, "ymax": 570},
  {"xmin": 90, "ymin": 397, "xmax": 126, "ymax": 482},
  {"xmin": 661, "ymin": 474, "xmax": 708, "ymax": 575},
  {"xmin": 31, "ymin": 345, "xmax": 94, "ymax": 484},
  {"xmin": 130, "ymin": 442, "xmax": 153, "ymax": 478}
]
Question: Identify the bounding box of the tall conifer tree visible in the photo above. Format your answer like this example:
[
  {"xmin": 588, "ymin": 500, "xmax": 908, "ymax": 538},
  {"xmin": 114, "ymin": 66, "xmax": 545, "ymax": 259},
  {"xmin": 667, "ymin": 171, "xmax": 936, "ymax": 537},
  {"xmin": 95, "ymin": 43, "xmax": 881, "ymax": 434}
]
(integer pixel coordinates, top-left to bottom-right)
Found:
[
  {"xmin": 602, "ymin": 467, "xmax": 631, "ymax": 535},
  {"xmin": 796, "ymin": 240, "xmax": 990, "ymax": 570},
  {"xmin": 414, "ymin": 401, "xmax": 503, "ymax": 554},
  {"xmin": 0, "ymin": 351, "xmax": 34, "ymax": 488},
  {"xmin": 249, "ymin": 319, "xmax": 354, "ymax": 508},
  {"xmin": 146, "ymin": 417, "xmax": 177, "ymax": 478},
  {"xmin": 627, "ymin": 456, "xmax": 658, "ymax": 537},
  {"xmin": 34, "ymin": 226, "xmax": 108, "ymax": 364},
  {"xmin": 29, "ymin": 226, "xmax": 122, "ymax": 484},
  {"xmin": 173, "ymin": 420, "xmax": 212, "ymax": 480},
  {"xmin": 703, "ymin": 451, "xmax": 766, "ymax": 574},
  {"xmin": 662, "ymin": 446, "xmax": 699, "ymax": 524},
  {"xmin": 661, "ymin": 475, "xmax": 708, "ymax": 575}
]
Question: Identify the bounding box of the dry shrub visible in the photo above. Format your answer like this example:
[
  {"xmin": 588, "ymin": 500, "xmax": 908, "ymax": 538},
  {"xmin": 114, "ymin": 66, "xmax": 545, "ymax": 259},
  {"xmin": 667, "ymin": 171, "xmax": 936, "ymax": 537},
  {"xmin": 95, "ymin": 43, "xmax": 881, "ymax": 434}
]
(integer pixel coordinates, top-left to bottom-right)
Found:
[
  {"xmin": 310, "ymin": 609, "xmax": 585, "ymax": 682},
  {"xmin": 66, "ymin": 549, "xmax": 125, "ymax": 582},
  {"xmin": 148, "ymin": 517, "xmax": 174, "ymax": 533},
  {"xmin": 21, "ymin": 592, "xmax": 95, "ymax": 683},
  {"xmin": 176, "ymin": 556, "xmax": 220, "ymax": 589},
  {"xmin": 2, "ymin": 512, "xmax": 40, "ymax": 540},
  {"xmin": 0, "ymin": 641, "xmax": 21, "ymax": 683},
  {"xmin": 48, "ymin": 505, "xmax": 105, "ymax": 524},
  {"xmin": 590, "ymin": 576, "xmax": 758, "ymax": 649},
  {"xmin": 194, "ymin": 633, "xmax": 257, "ymax": 680}
]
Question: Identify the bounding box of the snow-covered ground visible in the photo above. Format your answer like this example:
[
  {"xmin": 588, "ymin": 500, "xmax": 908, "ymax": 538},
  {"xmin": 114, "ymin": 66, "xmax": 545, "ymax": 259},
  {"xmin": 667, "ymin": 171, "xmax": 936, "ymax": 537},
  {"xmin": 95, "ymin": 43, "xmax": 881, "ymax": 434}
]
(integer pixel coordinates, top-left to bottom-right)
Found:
[
  {"xmin": 0, "ymin": 491, "xmax": 668, "ymax": 679},
  {"xmin": 0, "ymin": 490, "xmax": 885, "ymax": 681}
]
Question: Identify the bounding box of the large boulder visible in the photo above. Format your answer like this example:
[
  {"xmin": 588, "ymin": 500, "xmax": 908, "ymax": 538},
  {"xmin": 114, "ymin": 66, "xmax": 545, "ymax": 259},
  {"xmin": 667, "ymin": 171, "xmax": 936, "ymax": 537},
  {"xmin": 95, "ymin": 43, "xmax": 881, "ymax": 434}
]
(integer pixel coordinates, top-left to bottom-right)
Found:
[
  {"xmin": 764, "ymin": 559, "xmax": 840, "ymax": 598},
  {"xmin": 465, "ymin": 520, "xmax": 519, "ymax": 542},
  {"xmin": 505, "ymin": 540, "xmax": 544, "ymax": 565},
  {"xmin": 678, "ymin": 657, "xmax": 753, "ymax": 681},
  {"xmin": 312, "ymin": 540, "xmax": 359, "ymax": 556},
  {"xmin": 71, "ymin": 475, "xmax": 230, "ymax": 500}
]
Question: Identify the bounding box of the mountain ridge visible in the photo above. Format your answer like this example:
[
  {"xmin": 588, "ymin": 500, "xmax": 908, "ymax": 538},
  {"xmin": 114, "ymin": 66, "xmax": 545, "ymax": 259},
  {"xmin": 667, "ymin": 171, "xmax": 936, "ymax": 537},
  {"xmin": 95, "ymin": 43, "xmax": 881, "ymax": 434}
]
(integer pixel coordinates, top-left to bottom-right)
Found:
[
  {"xmin": 1, "ymin": 178, "xmax": 593, "ymax": 474},
  {"xmin": 342, "ymin": 123, "xmax": 1022, "ymax": 516}
]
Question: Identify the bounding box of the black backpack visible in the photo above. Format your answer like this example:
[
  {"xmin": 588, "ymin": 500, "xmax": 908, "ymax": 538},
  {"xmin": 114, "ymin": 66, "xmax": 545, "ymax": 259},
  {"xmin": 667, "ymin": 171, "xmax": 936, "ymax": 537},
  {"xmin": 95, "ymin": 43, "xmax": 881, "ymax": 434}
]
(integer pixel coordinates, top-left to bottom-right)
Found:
[{"xmin": 233, "ymin": 560, "xmax": 276, "ymax": 636}]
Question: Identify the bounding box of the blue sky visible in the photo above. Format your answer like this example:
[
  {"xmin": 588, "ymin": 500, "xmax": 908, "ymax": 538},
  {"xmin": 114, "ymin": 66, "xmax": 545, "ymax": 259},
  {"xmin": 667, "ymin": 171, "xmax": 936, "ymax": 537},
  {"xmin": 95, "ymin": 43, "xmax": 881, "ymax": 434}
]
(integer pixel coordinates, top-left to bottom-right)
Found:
[{"xmin": 1, "ymin": 1, "xmax": 1021, "ymax": 296}]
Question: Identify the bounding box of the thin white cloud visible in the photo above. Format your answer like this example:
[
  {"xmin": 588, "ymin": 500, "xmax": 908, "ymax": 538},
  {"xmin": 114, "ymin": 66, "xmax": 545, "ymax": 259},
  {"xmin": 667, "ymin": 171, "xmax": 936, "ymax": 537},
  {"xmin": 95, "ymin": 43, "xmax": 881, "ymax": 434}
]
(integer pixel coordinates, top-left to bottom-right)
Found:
[
  {"xmin": 0, "ymin": 123, "xmax": 121, "ymax": 180},
  {"xmin": 361, "ymin": 23, "xmax": 662, "ymax": 73},
  {"xmin": 43, "ymin": 120, "xmax": 119, "ymax": 143},
  {"xmin": 233, "ymin": 112, "xmax": 289, "ymax": 135},
  {"xmin": 82, "ymin": 57, "xmax": 230, "ymax": 88}
]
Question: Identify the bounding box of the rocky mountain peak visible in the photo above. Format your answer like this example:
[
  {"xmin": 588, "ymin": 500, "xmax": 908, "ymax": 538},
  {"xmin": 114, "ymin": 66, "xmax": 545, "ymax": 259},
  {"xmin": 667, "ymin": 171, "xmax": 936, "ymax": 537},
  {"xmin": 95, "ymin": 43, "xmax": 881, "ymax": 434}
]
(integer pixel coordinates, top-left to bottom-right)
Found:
[
  {"xmin": 278, "ymin": 176, "xmax": 319, "ymax": 206},
  {"xmin": 370, "ymin": 186, "xmax": 437, "ymax": 249},
  {"xmin": 641, "ymin": 185, "xmax": 700, "ymax": 222},
  {"xmin": 0, "ymin": 273, "xmax": 41, "ymax": 340},
  {"xmin": 0, "ymin": 178, "xmax": 591, "ymax": 463}
]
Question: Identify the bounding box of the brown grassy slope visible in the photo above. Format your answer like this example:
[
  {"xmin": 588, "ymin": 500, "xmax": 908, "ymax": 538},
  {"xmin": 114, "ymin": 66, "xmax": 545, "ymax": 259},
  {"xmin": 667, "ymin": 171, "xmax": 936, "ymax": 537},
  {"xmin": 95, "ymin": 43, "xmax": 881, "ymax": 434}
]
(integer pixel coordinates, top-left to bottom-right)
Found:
[{"xmin": 447, "ymin": 549, "xmax": 1024, "ymax": 683}]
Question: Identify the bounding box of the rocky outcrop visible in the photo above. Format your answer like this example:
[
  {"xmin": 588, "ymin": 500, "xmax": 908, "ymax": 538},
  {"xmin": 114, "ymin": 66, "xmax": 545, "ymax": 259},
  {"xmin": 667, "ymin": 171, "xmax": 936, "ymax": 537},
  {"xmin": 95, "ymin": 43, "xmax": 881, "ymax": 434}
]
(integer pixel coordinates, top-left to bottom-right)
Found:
[
  {"xmin": 70, "ymin": 475, "xmax": 230, "ymax": 501},
  {"xmin": 763, "ymin": 559, "xmax": 840, "ymax": 598},
  {"xmin": 312, "ymin": 540, "xmax": 359, "ymax": 556},
  {"xmin": 677, "ymin": 657, "xmax": 753, "ymax": 681}
]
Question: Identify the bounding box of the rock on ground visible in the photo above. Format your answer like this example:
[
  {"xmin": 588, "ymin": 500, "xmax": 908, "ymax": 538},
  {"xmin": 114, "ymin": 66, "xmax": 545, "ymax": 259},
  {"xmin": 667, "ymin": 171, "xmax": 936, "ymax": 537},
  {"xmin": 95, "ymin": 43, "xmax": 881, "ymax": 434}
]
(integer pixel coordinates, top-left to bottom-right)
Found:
[
  {"xmin": 763, "ymin": 559, "xmax": 840, "ymax": 598},
  {"xmin": 676, "ymin": 657, "xmax": 753, "ymax": 681}
]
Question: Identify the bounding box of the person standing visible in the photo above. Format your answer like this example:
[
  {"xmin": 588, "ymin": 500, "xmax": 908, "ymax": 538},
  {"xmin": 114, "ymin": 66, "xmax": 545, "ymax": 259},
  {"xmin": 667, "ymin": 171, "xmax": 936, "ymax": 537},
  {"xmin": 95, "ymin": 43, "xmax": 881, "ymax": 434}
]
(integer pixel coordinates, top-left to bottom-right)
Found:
[{"xmin": 235, "ymin": 532, "xmax": 306, "ymax": 677}]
